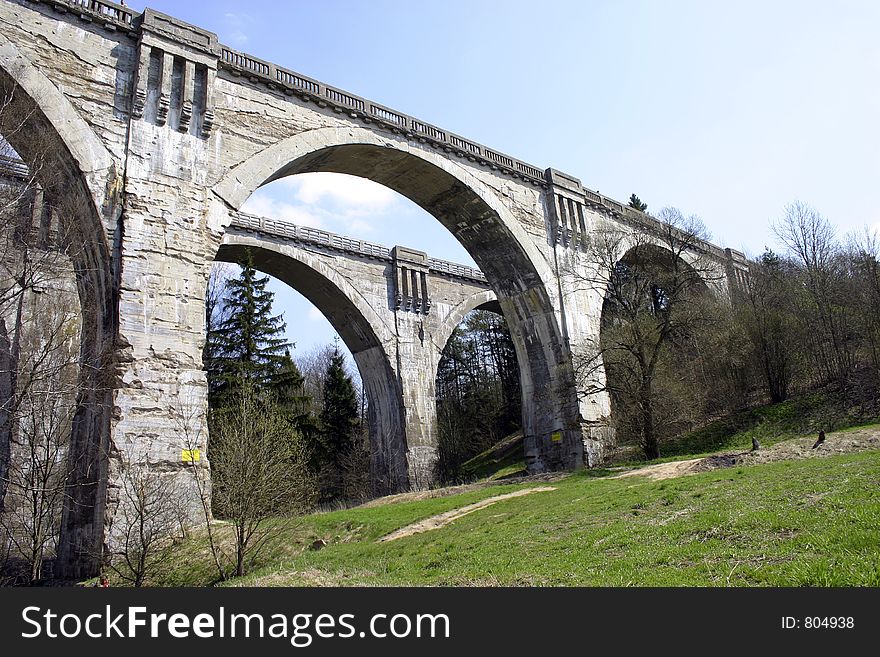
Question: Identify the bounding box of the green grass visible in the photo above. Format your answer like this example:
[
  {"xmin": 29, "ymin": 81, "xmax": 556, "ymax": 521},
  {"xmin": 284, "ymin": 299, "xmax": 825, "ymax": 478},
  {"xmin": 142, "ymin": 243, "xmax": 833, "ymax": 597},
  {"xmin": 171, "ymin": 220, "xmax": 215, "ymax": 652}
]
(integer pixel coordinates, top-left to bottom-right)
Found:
[{"xmin": 150, "ymin": 447, "xmax": 880, "ymax": 587}]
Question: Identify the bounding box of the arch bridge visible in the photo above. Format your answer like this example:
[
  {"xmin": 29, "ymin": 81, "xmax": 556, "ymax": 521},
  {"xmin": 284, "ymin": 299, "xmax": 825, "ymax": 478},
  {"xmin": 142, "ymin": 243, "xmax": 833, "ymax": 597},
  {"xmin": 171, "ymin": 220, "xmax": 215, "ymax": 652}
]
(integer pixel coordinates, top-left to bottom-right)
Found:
[{"xmin": 0, "ymin": 0, "xmax": 749, "ymax": 576}]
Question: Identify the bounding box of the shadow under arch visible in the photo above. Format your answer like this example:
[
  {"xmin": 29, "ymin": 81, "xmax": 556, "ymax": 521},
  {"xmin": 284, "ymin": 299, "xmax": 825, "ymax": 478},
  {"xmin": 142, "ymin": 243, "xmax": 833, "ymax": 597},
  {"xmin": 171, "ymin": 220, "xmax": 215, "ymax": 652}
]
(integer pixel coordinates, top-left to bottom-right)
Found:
[
  {"xmin": 0, "ymin": 47, "xmax": 119, "ymax": 578},
  {"xmin": 216, "ymin": 234, "xmax": 410, "ymax": 494},
  {"xmin": 434, "ymin": 291, "xmax": 523, "ymax": 481},
  {"xmin": 214, "ymin": 128, "xmax": 583, "ymax": 475},
  {"xmin": 609, "ymin": 241, "xmax": 713, "ymax": 311},
  {"xmin": 599, "ymin": 239, "xmax": 713, "ymax": 453}
]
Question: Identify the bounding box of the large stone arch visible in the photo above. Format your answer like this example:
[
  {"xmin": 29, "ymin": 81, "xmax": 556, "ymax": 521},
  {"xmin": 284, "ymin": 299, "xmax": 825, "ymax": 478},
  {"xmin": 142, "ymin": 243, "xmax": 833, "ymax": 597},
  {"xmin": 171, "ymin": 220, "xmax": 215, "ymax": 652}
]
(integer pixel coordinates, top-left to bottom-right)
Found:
[
  {"xmin": 217, "ymin": 231, "xmax": 409, "ymax": 493},
  {"xmin": 0, "ymin": 35, "xmax": 122, "ymax": 577},
  {"xmin": 214, "ymin": 127, "xmax": 584, "ymax": 474},
  {"xmin": 0, "ymin": 33, "xmax": 118, "ymax": 226}
]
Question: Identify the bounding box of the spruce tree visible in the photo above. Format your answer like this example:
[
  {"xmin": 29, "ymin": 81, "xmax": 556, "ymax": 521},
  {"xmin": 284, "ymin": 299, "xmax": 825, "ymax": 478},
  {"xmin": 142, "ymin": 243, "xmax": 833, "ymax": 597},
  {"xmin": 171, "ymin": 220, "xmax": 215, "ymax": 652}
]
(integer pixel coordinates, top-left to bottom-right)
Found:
[
  {"xmin": 206, "ymin": 250, "xmax": 291, "ymax": 405},
  {"xmin": 318, "ymin": 344, "xmax": 360, "ymax": 498},
  {"xmin": 274, "ymin": 349, "xmax": 317, "ymax": 439},
  {"xmin": 628, "ymin": 193, "xmax": 648, "ymax": 212}
]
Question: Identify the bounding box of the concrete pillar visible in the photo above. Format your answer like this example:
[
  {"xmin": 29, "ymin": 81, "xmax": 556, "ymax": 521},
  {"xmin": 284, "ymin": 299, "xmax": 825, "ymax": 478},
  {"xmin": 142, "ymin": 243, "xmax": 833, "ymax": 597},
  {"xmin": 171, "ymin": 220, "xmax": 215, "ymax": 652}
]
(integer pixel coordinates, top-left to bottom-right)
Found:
[
  {"xmin": 352, "ymin": 346, "xmax": 409, "ymax": 495},
  {"xmin": 392, "ymin": 312, "xmax": 440, "ymax": 490},
  {"xmin": 390, "ymin": 246, "xmax": 439, "ymax": 489}
]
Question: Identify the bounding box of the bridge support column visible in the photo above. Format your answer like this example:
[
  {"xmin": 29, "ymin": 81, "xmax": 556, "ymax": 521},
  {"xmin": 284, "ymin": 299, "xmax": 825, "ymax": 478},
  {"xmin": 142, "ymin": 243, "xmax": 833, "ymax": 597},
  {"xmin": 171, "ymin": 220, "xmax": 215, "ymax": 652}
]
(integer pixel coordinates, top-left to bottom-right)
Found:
[
  {"xmin": 352, "ymin": 346, "xmax": 410, "ymax": 496},
  {"xmin": 107, "ymin": 181, "xmax": 215, "ymax": 552},
  {"xmin": 75, "ymin": 9, "xmax": 224, "ymax": 577},
  {"xmin": 394, "ymin": 326, "xmax": 441, "ymax": 491},
  {"xmin": 389, "ymin": 246, "xmax": 440, "ymax": 490}
]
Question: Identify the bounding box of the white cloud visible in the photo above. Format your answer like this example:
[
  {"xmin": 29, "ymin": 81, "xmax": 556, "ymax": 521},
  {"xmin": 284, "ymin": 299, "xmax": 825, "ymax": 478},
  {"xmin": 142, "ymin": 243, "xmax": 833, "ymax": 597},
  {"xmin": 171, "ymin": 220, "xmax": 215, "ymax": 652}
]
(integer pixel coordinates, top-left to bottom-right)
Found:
[
  {"xmin": 240, "ymin": 195, "xmax": 323, "ymax": 229},
  {"xmin": 307, "ymin": 307, "xmax": 325, "ymax": 322},
  {"xmin": 222, "ymin": 12, "xmax": 253, "ymax": 46},
  {"xmin": 345, "ymin": 217, "xmax": 375, "ymax": 235},
  {"xmin": 283, "ymin": 173, "xmax": 397, "ymax": 212}
]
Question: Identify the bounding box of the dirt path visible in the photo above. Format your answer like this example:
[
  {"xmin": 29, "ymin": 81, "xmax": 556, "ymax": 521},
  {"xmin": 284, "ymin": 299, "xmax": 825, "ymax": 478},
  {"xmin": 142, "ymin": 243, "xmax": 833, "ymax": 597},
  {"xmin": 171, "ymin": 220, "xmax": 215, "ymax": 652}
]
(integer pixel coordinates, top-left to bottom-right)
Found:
[
  {"xmin": 358, "ymin": 472, "xmax": 567, "ymax": 509},
  {"xmin": 612, "ymin": 426, "xmax": 880, "ymax": 482},
  {"xmin": 377, "ymin": 486, "xmax": 556, "ymax": 542},
  {"xmin": 612, "ymin": 457, "xmax": 706, "ymax": 481}
]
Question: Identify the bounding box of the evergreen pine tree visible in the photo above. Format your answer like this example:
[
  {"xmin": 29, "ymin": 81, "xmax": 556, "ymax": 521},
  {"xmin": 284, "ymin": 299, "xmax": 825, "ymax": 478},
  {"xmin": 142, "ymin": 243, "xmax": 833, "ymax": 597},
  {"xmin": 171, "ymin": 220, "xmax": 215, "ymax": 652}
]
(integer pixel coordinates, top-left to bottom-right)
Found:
[
  {"xmin": 206, "ymin": 250, "xmax": 291, "ymax": 405},
  {"xmin": 628, "ymin": 193, "xmax": 648, "ymax": 212},
  {"xmin": 318, "ymin": 343, "xmax": 360, "ymax": 498},
  {"xmin": 274, "ymin": 349, "xmax": 317, "ymax": 439}
]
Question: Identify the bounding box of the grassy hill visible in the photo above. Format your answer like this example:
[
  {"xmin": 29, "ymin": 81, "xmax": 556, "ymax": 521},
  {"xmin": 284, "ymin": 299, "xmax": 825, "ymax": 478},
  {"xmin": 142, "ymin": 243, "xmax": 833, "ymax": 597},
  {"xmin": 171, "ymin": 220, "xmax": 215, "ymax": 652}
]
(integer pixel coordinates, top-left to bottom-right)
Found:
[
  {"xmin": 613, "ymin": 387, "xmax": 880, "ymax": 464},
  {"xmin": 144, "ymin": 426, "xmax": 880, "ymax": 587},
  {"xmin": 457, "ymin": 387, "xmax": 880, "ymax": 481}
]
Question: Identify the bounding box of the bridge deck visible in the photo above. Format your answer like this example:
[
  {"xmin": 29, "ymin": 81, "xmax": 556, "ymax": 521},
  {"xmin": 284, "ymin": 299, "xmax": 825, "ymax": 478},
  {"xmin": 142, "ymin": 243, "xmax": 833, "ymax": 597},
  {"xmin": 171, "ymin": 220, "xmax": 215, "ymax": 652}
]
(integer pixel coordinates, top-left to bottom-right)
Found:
[{"xmin": 229, "ymin": 211, "xmax": 489, "ymax": 285}]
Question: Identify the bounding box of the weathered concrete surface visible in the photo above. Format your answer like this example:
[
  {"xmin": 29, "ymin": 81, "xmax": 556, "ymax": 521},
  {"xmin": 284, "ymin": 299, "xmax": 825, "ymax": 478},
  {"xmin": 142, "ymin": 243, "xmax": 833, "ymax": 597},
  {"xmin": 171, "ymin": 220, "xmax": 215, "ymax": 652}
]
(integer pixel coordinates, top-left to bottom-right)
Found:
[{"xmin": 0, "ymin": 0, "xmax": 750, "ymax": 577}]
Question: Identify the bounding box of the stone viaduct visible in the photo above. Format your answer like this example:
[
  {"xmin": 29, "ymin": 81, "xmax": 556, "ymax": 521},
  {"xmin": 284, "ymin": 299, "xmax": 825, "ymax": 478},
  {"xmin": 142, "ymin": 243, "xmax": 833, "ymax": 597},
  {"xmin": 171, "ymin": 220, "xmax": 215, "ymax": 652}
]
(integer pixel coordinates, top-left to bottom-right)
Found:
[{"xmin": 0, "ymin": 0, "xmax": 749, "ymax": 576}]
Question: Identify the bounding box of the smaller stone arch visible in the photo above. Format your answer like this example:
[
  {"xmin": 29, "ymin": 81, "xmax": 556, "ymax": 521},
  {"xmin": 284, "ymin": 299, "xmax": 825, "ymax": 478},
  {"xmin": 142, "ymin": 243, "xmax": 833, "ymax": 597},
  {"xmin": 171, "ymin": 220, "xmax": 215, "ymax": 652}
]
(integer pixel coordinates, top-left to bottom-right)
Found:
[
  {"xmin": 217, "ymin": 230, "xmax": 410, "ymax": 494},
  {"xmin": 434, "ymin": 289, "xmax": 499, "ymax": 359},
  {"xmin": 597, "ymin": 214, "xmax": 728, "ymax": 300},
  {"xmin": 613, "ymin": 240, "xmax": 716, "ymax": 304}
]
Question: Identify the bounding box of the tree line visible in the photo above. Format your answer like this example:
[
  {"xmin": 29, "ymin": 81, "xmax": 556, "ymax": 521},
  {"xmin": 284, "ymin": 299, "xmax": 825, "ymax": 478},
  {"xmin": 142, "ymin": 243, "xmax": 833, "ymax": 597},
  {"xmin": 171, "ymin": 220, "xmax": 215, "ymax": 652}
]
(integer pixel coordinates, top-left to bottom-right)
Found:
[
  {"xmin": 435, "ymin": 309, "xmax": 521, "ymax": 482},
  {"xmin": 576, "ymin": 197, "xmax": 880, "ymax": 460}
]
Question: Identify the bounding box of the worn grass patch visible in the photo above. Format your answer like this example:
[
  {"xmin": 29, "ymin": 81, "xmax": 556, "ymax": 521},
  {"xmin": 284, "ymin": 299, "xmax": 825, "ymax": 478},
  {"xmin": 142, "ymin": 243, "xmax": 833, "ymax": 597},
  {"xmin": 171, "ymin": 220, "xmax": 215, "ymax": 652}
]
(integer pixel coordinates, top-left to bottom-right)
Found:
[
  {"xmin": 151, "ymin": 449, "xmax": 880, "ymax": 587},
  {"xmin": 459, "ymin": 431, "xmax": 526, "ymax": 481}
]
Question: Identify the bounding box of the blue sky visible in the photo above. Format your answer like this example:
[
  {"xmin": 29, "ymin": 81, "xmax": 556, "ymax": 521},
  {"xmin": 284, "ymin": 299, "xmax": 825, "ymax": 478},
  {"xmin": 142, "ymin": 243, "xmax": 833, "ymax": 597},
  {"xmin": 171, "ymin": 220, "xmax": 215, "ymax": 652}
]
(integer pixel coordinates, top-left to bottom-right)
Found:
[{"xmin": 127, "ymin": 0, "xmax": 880, "ymax": 360}]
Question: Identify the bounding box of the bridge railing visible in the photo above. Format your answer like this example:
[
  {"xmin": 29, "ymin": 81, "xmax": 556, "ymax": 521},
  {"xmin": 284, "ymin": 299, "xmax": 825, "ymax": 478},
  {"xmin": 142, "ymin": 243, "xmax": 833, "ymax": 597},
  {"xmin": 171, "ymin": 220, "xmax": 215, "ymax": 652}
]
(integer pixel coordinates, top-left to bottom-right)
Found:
[
  {"xmin": 427, "ymin": 257, "xmax": 487, "ymax": 283},
  {"xmin": 217, "ymin": 44, "xmax": 548, "ymax": 188},
  {"xmin": 619, "ymin": 205, "xmax": 730, "ymax": 262},
  {"xmin": 230, "ymin": 211, "xmax": 487, "ymax": 284},
  {"xmin": 35, "ymin": 2, "xmax": 733, "ymax": 267},
  {"xmin": 233, "ymin": 211, "xmax": 391, "ymax": 260},
  {"xmin": 42, "ymin": 0, "xmax": 137, "ymax": 30}
]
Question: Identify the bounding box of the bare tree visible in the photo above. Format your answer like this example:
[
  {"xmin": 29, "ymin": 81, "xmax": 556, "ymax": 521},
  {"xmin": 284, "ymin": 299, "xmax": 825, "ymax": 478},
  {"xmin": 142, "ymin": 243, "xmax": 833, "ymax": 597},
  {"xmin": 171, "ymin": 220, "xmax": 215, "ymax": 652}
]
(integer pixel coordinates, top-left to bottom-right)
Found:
[
  {"xmin": 845, "ymin": 228, "xmax": 880, "ymax": 375},
  {"xmin": 0, "ymin": 88, "xmax": 92, "ymax": 515},
  {"xmin": 571, "ymin": 208, "xmax": 720, "ymax": 459},
  {"xmin": 296, "ymin": 343, "xmax": 338, "ymax": 412},
  {"xmin": 173, "ymin": 392, "xmax": 230, "ymax": 582},
  {"xmin": 773, "ymin": 201, "xmax": 855, "ymax": 384},
  {"xmin": 339, "ymin": 435, "xmax": 371, "ymax": 504},
  {"xmin": 106, "ymin": 453, "xmax": 183, "ymax": 587},
  {"xmin": 0, "ymin": 281, "xmax": 79, "ymax": 582},
  {"xmin": 738, "ymin": 249, "xmax": 803, "ymax": 403},
  {"xmin": 210, "ymin": 383, "xmax": 316, "ymax": 577}
]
